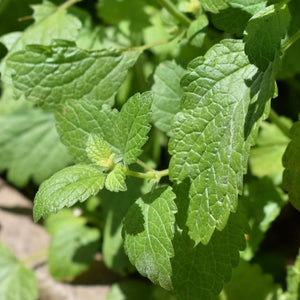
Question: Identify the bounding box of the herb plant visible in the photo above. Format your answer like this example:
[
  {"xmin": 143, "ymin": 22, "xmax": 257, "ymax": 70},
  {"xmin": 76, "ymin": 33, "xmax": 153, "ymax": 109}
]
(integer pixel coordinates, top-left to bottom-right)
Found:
[{"xmin": 0, "ymin": 0, "xmax": 300, "ymax": 299}]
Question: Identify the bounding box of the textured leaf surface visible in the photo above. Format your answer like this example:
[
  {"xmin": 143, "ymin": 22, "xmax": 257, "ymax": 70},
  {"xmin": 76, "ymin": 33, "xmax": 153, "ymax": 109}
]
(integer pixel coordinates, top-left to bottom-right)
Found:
[
  {"xmin": 0, "ymin": 243, "xmax": 38, "ymax": 300},
  {"xmin": 283, "ymin": 120, "xmax": 300, "ymax": 211},
  {"xmin": 6, "ymin": 41, "xmax": 139, "ymax": 109},
  {"xmin": 123, "ymin": 186, "xmax": 177, "ymax": 290},
  {"xmin": 250, "ymin": 118, "xmax": 291, "ymax": 179},
  {"xmin": 101, "ymin": 176, "xmax": 152, "ymax": 274},
  {"xmin": 211, "ymin": 0, "xmax": 267, "ymax": 35},
  {"xmin": 244, "ymin": 3, "xmax": 290, "ymax": 70},
  {"xmin": 105, "ymin": 163, "xmax": 127, "ymax": 192},
  {"xmin": 151, "ymin": 61, "xmax": 185, "ymax": 134},
  {"xmin": 86, "ymin": 134, "xmax": 114, "ymax": 168},
  {"xmin": 240, "ymin": 177, "xmax": 285, "ymax": 260},
  {"xmin": 201, "ymin": 0, "xmax": 228, "ymax": 13},
  {"xmin": 56, "ymin": 92, "xmax": 152, "ymax": 164},
  {"xmin": 33, "ymin": 164, "xmax": 105, "ymax": 221},
  {"xmin": 46, "ymin": 209, "xmax": 100, "ymax": 280},
  {"xmin": 169, "ymin": 39, "xmax": 277, "ymax": 245},
  {"xmin": 0, "ymin": 105, "xmax": 72, "ymax": 187},
  {"xmin": 171, "ymin": 182, "xmax": 247, "ymax": 300}
]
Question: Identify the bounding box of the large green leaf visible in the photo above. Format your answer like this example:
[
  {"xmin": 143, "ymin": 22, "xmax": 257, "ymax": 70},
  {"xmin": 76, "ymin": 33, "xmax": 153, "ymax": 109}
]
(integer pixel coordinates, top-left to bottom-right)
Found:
[
  {"xmin": 151, "ymin": 61, "xmax": 185, "ymax": 134},
  {"xmin": 6, "ymin": 41, "xmax": 140, "ymax": 109},
  {"xmin": 169, "ymin": 39, "xmax": 278, "ymax": 245},
  {"xmin": 0, "ymin": 105, "xmax": 72, "ymax": 187},
  {"xmin": 211, "ymin": 0, "xmax": 267, "ymax": 36},
  {"xmin": 56, "ymin": 92, "xmax": 152, "ymax": 164},
  {"xmin": 45, "ymin": 209, "xmax": 100, "ymax": 280},
  {"xmin": 0, "ymin": 243, "xmax": 38, "ymax": 300},
  {"xmin": 123, "ymin": 186, "xmax": 177, "ymax": 290},
  {"xmin": 171, "ymin": 181, "xmax": 248, "ymax": 300},
  {"xmin": 244, "ymin": 3, "xmax": 290, "ymax": 70},
  {"xmin": 33, "ymin": 164, "xmax": 105, "ymax": 221},
  {"xmin": 283, "ymin": 120, "xmax": 300, "ymax": 211}
]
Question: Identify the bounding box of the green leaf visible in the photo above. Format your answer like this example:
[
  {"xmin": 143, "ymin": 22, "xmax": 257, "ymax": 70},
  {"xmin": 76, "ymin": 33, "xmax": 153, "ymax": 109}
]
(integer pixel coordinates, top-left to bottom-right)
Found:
[
  {"xmin": 244, "ymin": 3, "xmax": 290, "ymax": 70},
  {"xmin": 101, "ymin": 175, "xmax": 153, "ymax": 275},
  {"xmin": 123, "ymin": 186, "xmax": 177, "ymax": 290},
  {"xmin": 240, "ymin": 177, "xmax": 286, "ymax": 260},
  {"xmin": 86, "ymin": 134, "xmax": 115, "ymax": 169},
  {"xmin": 0, "ymin": 105, "xmax": 72, "ymax": 187},
  {"xmin": 201, "ymin": 0, "xmax": 228, "ymax": 13},
  {"xmin": 6, "ymin": 41, "xmax": 140, "ymax": 109},
  {"xmin": 56, "ymin": 92, "xmax": 152, "ymax": 165},
  {"xmin": 219, "ymin": 260, "xmax": 280, "ymax": 300},
  {"xmin": 283, "ymin": 120, "xmax": 300, "ymax": 211},
  {"xmin": 107, "ymin": 280, "xmax": 174, "ymax": 300},
  {"xmin": 33, "ymin": 164, "xmax": 106, "ymax": 221},
  {"xmin": 211, "ymin": 0, "xmax": 267, "ymax": 36},
  {"xmin": 0, "ymin": 243, "xmax": 38, "ymax": 300},
  {"xmin": 171, "ymin": 182, "xmax": 248, "ymax": 299},
  {"xmin": 105, "ymin": 163, "xmax": 127, "ymax": 192},
  {"xmin": 249, "ymin": 118, "xmax": 292, "ymax": 179},
  {"xmin": 45, "ymin": 209, "xmax": 100, "ymax": 280},
  {"xmin": 285, "ymin": 249, "xmax": 300, "ymax": 300},
  {"xmin": 169, "ymin": 39, "xmax": 278, "ymax": 245},
  {"xmin": 117, "ymin": 92, "xmax": 152, "ymax": 164},
  {"xmin": 151, "ymin": 61, "xmax": 185, "ymax": 134},
  {"xmin": 187, "ymin": 15, "xmax": 209, "ymax": 47}
]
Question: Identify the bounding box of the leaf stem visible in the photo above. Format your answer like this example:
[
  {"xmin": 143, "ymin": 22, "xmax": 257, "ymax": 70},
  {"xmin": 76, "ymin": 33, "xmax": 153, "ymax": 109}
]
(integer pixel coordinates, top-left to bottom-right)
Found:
[
  {"xmin": 156, "ymin": 0, "xmax": 191, "ymax": 27},
  {"xmin": 21, "ymin": 247, "xmax": 48, "ymax": 266},
  {"xmin": 137, "ymin": 159, "xmax": 155, "ymax": 172},
  {"xmin": 125, "ymin": 168, "xmax": 169, "ymax": 180},
  {"xmin": 281, "ymin": 29, "xmax": 300, "ymax": 53},
  {"xmin": 268, "ymin": 108, "xmax": 291, "ymax": 138},
  {"xmin": 58, "ymin": 0, "xmax": 80, "ymax": 11}
]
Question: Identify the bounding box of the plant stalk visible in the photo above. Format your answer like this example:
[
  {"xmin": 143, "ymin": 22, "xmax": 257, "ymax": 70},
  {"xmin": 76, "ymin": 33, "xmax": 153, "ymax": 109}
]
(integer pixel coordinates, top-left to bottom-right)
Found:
[
  {"xmin": 125, "ymin": 168, "xmax": 169, "ymax": 180},
  {"xmin": 281, "ymin": 29, "xmax": 300, "ymax": 53},
  {"xmin": 156, "ymin": 0, "xmax": 191, "ymax": 27},
  {"xmin": 268, "ymin": 108, "xmax": 291, "ymax": 138},
  {"xmin": 21, "ymin": 247, "xmax": 48, "ymax": 266},
  {"xmin": 58, "ymin": 0, "xmax": 80, "ymax": 11}
]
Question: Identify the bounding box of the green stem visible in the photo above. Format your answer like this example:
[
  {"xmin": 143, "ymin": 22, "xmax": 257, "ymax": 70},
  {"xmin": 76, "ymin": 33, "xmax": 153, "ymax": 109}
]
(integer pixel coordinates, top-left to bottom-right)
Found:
[
  {"xmin": 21, "ymin": 247, "xmax": 48, "ymax": 266},
  {"xmin": 58, "ymin": 0, "xmax": 80, "ymax": 11},
  {"xmin": 156, "ymin": 0, "xmax": 191, "ymax": 27},
  {"xmin": 137, "ymin": 159, "xmax": 155, "ymax": 172},
  {"xmin": 268, "ymin": 108, "xmax": 291, "ymax": 138},
  {"xmin": 125, "ymin": 168, "xmax": 169, "ymax": 180},
  {"xmin": 281, "ymin": 29, "xmax": 300, "ymax": 53}
]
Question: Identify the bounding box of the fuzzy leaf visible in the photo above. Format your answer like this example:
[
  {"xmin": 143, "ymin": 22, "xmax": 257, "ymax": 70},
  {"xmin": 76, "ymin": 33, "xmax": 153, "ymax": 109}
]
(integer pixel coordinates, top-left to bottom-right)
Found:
[
  {"xmin": 46, "ymin": 209, "xmax": 100, "ymax": 280},
  {"xmin": 86, "ymin": 134, "xmax": 114, "ymax": 169},
  {"xmin": 0, "ymin": 105, "xmax": 72, "ymax": 187},
  {"xmin": 56, "ymin": 92, "xmax": 152, "ymax": 164},
  {"xmin": 151, "ymin": 61, "xmax": 185, "ymax": 134},
  {"xmin": 123, "ymin": 186, "xmax": 177, "ymax": 290},
  {"xmin": 105, "ymin": 163, "xmax": 127, "ymax": 192},
  {"xmin": 169, "ymin": 39, "xmax": 278, "ymax": 245},
  {"xmin": 6, "ymin": 41, "xmax": 140, "ymax": 109},
  {"xmin": 244, "ymin": 3, "xmax": 290, "ymax": 70},
  {"xmin": 0, "ymin": 243, "xmax": 38, "ymax": 300},
  {"xmin": 283, "ymin": 120, "xmax": 300, "ymax": 211},
  {"xmin": 33, "ymin": 164, "xmax": 105, "ymax": 221}
]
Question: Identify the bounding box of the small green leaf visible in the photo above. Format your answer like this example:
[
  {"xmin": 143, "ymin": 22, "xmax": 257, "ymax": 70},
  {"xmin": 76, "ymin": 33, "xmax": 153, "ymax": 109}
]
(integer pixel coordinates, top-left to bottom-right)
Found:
[
  {"xmin": 283, "ymin": 120, "xmax": 300, "ymax": 211},
  {"xmin": 244, "ymin": 3, "xmax": 291, "ymax": 70},
  {"xmin": 105, "ymin": 163, "xmax": 127, "ymax": 192},
  {"xmin": 46, "ymin": 209, "xmax": 100, "ymax": 280},
  {"xmin": 6, "ymin": 42, "xmax": 140, "ymax": 109},
  {"xmin": 187, "ymin": 15, "xmax": 209, "ymax": 47},
  {"xmin": 152, "ymin": 61, "xmax": 185, "ymax": 134},
  {"xmin": 33, "ymin": 164, "xmax": 105, "ymax": 221},
  {"xmin": 201, "ymin": 0, "xmax": 228, "ymax": 13},
  {"xmin": 0, "ymin": 105, "xmax": 72, "ymax": 187},
  {"xmin": 86, "ymin": 134, "xmax": 115, "ymax": 169},
  {"xmin": 0, "ymin": 243, "xmax": 38, "ymax": 300},
  {"xmin": 123, "ymin": 186, "xmax": 177, "ymax": 290},
  {"xmin": 285, "ymin": 249, "xmax": 300, "ymax": 300}
]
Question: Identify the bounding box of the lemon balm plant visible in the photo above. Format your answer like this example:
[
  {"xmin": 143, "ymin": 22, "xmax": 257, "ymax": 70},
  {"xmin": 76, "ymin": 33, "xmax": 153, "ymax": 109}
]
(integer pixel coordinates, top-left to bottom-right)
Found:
[{"xmin": 1, "ymin": 0, "xmax": 300, "ymax": 299}]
